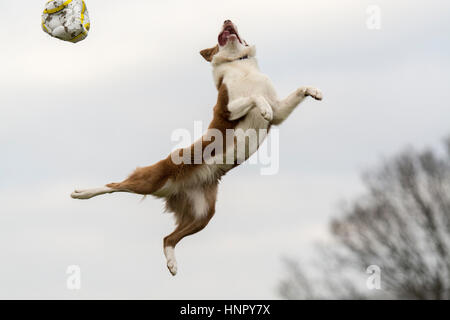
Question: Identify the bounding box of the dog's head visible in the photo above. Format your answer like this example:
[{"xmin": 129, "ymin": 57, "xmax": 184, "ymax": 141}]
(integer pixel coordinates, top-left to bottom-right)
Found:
[{"xmin": 200, "ymin": 20, "xmax": 254, "ymax": 64}]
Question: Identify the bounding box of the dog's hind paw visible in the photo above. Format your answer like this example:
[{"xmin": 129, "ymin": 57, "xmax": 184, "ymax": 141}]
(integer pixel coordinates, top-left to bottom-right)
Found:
[
  {"xmin": 71, "ymin": 189, "xmax": 94, "ymax": 199},
  {"xmin": 167, "ymin": 259, "xmax": 178, "ymax": 276},
  {"xmin": 70, "ymin": 186, "xmax": 114, "ymax": 200}
]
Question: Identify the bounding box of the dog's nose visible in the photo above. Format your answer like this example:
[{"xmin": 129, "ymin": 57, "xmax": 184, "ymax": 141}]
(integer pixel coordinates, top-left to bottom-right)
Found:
[{"xmin": 224, "ymin": 20, "xmax": 232, "ymax": 24}]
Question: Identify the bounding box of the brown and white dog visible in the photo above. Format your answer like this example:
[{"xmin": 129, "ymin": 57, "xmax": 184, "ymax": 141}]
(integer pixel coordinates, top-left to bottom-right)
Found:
[{"xmin": 71, "ymin": 20, "xmax": 322, "ymax": 276}]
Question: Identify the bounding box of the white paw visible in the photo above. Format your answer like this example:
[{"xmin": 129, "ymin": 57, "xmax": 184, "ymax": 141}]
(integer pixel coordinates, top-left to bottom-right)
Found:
[
  {"xmin": 255, "ymin": 97, "xmax": 273, "ymax": 122},
  {"xmin": 299, "ymin": 87, "xmax": 323, "ymax": 101},
  {"xmin": 260, "ymin": 106, "xmax": 273, "ymax": 121},
  {"xmin": 167, "ymin": 259, "xmax": 178, "ymax": 276},
  {"xmin": 71, "ymin": 186, "xmax": 113, "ymax": 200},
  {"xmin": 71, "ymin": 189, "xmax": 95, "ymax": 199}
]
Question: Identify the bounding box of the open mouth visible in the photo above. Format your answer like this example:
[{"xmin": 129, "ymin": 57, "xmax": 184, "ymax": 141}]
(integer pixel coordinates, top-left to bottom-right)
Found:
[{"xmin": 218, "ymin": 22, "xmax": 242, "ymax": 46}]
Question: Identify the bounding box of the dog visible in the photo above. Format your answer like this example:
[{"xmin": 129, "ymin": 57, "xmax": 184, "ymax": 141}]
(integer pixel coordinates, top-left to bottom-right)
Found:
[{"xmin": 71, "ymin": 20, "xmax": 323, "ymax": 276}]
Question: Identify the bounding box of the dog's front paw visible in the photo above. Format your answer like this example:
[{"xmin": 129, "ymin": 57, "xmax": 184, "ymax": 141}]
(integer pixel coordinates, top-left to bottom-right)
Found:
[
  {"xmin": 260, "ymin": 105, "xmax": 273, "ymax": 122},
  {"xmin": 254, "ymin": 96, "xmax": 273, "ymax": 122},
  {"xmin": 298, "ymin": 87, "xmax": 323, "ymax": 101}
]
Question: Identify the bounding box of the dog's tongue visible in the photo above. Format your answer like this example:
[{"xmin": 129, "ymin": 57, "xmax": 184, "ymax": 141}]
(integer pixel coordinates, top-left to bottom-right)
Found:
[{"xmin": 223, "ymin": 30, "xmax": 230, "ymax": 38}]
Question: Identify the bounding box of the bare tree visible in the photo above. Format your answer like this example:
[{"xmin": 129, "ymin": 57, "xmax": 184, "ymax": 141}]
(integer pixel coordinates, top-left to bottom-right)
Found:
[{"xmin": 279, "ymin": 137, "xmax": 450, "ymax": 299}]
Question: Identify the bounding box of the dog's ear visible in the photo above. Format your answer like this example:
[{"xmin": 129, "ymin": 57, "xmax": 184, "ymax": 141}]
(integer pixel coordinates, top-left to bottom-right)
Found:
[{"xmin": 200, "ymin": 45, "xmax": 219, "ymax": 62}]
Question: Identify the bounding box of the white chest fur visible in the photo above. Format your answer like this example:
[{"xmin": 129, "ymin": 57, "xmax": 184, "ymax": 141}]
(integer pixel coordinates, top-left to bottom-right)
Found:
[{"xmin": 216, "ymin": 58, "xmax": 278, "ymax": 161}]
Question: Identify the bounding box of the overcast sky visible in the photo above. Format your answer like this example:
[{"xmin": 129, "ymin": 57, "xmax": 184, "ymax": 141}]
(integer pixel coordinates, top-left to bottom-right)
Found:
[{"xmin": 1, "ymin": 0, "xmax": 449, "ymax": 299}]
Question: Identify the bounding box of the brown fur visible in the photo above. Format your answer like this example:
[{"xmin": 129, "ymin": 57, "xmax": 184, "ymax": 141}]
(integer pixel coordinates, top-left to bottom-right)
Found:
[
  {"xmin": 106, "ymin": 83, "xmax": 234, "ymax": 194},
  {"xmin": 106, "ymin": 82, "xmax": 238, "ymax": 251},
  {"xmin": 200, "ymin": 45, "xmax": 219, "ymax": 62},
  {"xmin": 164, "ymin": 183, "xmax": 218, "ymax": 248}
]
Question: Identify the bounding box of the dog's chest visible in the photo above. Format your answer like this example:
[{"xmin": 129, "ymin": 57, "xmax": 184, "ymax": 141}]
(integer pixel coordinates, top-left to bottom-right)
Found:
[
  {"xmin": 225, "ymin": 69, "xmax": 275, "ymax": 103},
  {"xmin": 222, "ymin": 68, "xmax": 275, "ymax": 163},
  {"xmin": 225, "ymin": 66, "xmax": 275, "ymax": 127}
]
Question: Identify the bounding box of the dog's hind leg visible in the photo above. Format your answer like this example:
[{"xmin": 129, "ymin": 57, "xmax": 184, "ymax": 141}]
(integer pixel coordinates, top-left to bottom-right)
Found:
[
  {"xmin": 71, "ymin": 158, "xmax": 174, "ymax": 200},
  {"xmin": 106, "ymin": 158, "xmax": 174, "ymax": 195},
  {"xmin": 163, "ymin": 214, "xmax": 214, "ymax": 276},
  {"xmin": 71, "ymin": 186, "xmax": 128, "ymax": 199},
  {"xmin": 163, "ymin": 185, "xmax": 218, "ymax": 276}
]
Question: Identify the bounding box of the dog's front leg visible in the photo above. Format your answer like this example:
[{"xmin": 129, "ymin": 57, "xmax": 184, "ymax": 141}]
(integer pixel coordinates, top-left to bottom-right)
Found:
[
  {"xmin": 272, "ymin": 86, "xmax": 322, "ymax": 125},
  {"xmin": 227, "ymin": 96, "xmax": 273, "ymax": 121},
  {"xmin": 227, "ymin": 97, "xmax": 255, "ymax": 121}
]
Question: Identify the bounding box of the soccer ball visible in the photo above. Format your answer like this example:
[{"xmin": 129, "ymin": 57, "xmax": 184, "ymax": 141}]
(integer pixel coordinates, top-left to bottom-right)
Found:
[{"xmin": 42, "ymin": 0, "xmax": 91, "ymax": 43}]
